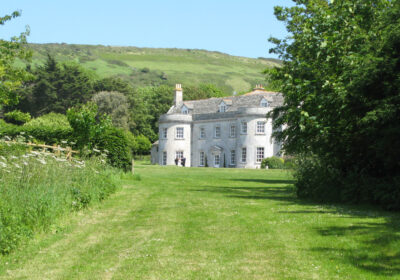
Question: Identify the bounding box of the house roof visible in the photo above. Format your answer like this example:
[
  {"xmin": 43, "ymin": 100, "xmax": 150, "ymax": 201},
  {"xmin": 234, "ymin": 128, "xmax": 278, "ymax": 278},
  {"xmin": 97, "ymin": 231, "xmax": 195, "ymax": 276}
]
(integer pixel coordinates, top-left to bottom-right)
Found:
[{"xmin": 168, "ymin": 89, "xmax": 283, "ymax": 116}]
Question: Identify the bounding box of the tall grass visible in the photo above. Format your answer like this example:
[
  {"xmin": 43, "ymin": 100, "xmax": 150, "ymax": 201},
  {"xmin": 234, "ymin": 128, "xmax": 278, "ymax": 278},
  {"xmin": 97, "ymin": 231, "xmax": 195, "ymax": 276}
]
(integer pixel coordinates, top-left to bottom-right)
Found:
[{"xmin": 0, "ymin": 142, "xmax": 120, "ymax": 254}]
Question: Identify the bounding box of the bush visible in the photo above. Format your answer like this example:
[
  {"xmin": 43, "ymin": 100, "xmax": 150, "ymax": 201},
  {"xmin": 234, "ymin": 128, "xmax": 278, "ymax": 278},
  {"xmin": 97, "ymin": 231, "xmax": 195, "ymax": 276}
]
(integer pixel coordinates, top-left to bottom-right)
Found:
[
  {"xmin": 0, "ymin": 149, "xmax": 119, "ymax": 254},
  {"xmin": 294, "ymin": 156, "xmax": 400, "ymax": 210},
  {"xmin": 23, "ymin": 113, "xmax": 73, "ymax": 144},
  {"xmin": 4, "ymin": 110, "xmax": 31, "ymax": 125},
  {"xmin": 95, "ymin": 127, "xmax": 132, "ymax": 170},
  {"xmin": 261, "ymin": 156, "xmax": 285, "ymax": 169}
]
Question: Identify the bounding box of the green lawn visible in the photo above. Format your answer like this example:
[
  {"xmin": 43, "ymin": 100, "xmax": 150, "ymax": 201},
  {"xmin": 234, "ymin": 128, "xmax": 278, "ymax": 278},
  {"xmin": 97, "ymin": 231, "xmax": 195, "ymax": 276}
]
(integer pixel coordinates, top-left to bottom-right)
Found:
[{"xmin": 1, "ymin": 164, "xmax": 399, "ymax": 279}]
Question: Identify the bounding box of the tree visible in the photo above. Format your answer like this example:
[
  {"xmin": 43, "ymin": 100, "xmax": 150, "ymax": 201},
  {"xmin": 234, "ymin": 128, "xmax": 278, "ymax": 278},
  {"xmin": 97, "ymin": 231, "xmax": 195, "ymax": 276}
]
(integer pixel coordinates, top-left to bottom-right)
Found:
[
  {"xmin": 17, "ymin": 55, "xmax": 95, "ymax": 116},
  {"xmin": 92, "ymin": 91, "xmax": 130, "ymax": 130},
  {"xmin": 268, "ymin": 0, "xmax": 400, "ymax": 208},
  {"xmin": 66, "ymin": 102, "xmax": 111, "ymax": 150},
  {"xmin": 0, "ymin": 11, "xmax": 32, "ymax": 108}
]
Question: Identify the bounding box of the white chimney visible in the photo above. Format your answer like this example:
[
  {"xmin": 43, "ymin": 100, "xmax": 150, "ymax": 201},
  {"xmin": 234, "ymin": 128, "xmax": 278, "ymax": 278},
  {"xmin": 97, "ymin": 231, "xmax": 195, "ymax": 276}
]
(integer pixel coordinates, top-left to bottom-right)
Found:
[{"xmin": 174, "ymin": 84, "xmax": 183, "ymax": 106}]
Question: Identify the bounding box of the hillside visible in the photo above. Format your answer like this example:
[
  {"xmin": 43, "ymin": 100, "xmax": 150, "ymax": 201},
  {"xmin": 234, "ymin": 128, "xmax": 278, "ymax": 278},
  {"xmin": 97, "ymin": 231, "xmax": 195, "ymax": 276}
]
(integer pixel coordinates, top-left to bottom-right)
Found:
[{"xmin": 23, "ymin": 43, "xmax": 280, "ymax": 93}]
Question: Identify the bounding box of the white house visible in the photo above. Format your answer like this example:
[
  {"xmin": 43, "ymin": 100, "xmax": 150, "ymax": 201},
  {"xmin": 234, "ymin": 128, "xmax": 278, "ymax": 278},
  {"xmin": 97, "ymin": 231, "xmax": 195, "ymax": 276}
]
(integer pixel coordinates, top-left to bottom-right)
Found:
[{"xmin": 151, "ymin": 84, "xmax": 283, "ymax": 168}]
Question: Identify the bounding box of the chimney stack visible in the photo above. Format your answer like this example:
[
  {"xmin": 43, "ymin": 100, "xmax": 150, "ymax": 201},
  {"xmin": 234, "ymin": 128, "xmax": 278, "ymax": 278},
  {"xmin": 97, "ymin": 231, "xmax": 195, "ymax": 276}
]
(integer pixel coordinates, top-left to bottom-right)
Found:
[{"xmin": 174, "ymin": 84, "xmax": 183, "ymax": 106}]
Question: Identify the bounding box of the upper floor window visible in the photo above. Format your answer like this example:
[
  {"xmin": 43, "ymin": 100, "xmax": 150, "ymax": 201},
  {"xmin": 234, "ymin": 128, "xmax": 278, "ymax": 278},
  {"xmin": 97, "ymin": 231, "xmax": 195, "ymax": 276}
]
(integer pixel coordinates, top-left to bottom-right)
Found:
[
  {"xmin": 181, "ymin": 105, "xmax": 189, "ymax": 114},
  {"xmin": 162, "ymin": 128, "xmax": 168, "ymax": 139},
  {"xmin": 256, "ymin": 121, "xmax": 266, "ymax": 134},
  {"xmin": 230, "ymin": 125, "xmax": 236, "ymax": 138},
  {"xmin": 260, "ymin": 98, "xmax": 269, "ymax": 107},
  {"xmin": 214, "ymin": 126, "xmax": 221, "ymax": 138},
  {"xmin": 176, "ymin": 127, "xmax": 184, "ymax": 139},
  {"xmin": 200, "ymin": 127, "xmax": 206, "ymax": 139},
  {"xmin": 218, "ymin": 101, "xmax": 227, "ymax": 113},
  {"xmin": 241, "ymin": 121, "xmax": 247, "ymax": 134}
]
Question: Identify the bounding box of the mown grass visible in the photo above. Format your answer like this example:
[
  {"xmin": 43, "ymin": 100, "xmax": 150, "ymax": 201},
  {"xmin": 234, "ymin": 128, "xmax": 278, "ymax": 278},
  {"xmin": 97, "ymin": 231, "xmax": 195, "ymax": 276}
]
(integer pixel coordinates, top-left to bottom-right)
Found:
[
  {"xmin": 0, "ymin": 164, "xmax": 399, "ymax": 279},
  {"xmin": 20, "ymin": 43, "xmax": 280, "ymax": 93}
]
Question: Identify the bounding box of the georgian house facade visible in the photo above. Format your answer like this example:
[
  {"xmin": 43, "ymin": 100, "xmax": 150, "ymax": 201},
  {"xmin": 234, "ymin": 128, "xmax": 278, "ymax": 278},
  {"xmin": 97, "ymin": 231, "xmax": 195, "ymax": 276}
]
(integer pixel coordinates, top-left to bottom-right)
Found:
[{"xmin": 150, "ymin": 84, "xmax": 283, "ymax": 168}]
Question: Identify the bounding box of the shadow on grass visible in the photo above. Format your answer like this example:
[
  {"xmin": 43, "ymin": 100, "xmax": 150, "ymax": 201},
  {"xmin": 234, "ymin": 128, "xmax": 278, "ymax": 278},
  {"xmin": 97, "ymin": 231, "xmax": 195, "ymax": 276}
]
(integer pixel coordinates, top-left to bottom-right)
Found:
[
  {"xmin": 193, "ymin": 177, "xmax": 400, "ymax": 277},
  {"xmin": 311, "ymin": 218, "xmax": 400, "ymax": 276}
]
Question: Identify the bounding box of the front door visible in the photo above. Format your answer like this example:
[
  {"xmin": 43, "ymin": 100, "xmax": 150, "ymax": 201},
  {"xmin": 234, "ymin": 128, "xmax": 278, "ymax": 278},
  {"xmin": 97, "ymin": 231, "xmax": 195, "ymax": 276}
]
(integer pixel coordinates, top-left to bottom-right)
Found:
[{"xmin": 214, "ymin": 154, "xmax": 220, "ymax": 168}]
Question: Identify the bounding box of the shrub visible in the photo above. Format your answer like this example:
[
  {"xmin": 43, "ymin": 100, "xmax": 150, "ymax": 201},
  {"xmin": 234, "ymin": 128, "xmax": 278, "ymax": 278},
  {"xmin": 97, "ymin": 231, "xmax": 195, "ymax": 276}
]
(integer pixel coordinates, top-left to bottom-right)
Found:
[
  {"xmin": 261, "ymin": 156, "xmax": 285, "ymax": 169},
  {"xmin": 294, "ymin": 155, "xmax": 400, "ymax": 210},
  {"xmin": 23, "ymin": 113, "xmax": 73, "ymax": 144},
  {"xmin": 4, "ymin": 110, "xmax": 31, "ymax": 125},
  {"xmin": 95, "ymin": 127, "xmax": 132, "ymax": 170},
  {"xmin": 67, "ymin": 102, "xmax": 111, "ymax": 149},
  {"xmin": 0, "ymin": 119, "xmax": 22, "ymax": 138}
]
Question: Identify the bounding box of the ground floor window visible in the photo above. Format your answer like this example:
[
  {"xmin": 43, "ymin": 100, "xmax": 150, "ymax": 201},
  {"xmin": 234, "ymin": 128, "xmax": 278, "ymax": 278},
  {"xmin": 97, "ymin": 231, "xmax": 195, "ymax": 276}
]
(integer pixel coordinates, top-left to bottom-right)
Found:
[
  {"xmin": 256, "ymin": 147, "xmax": 265, "ymax": 163},
  {"xmin": 241, "ymin": 148, "xmax": 247, "ymax": 163},
  {"xmin": 176, "ymin": 151, "xmax": 184, "ymax": 160},
  {"xmin": 199, "ymin": 151, "xmax": 205, "ymax": 166},
  {"xmin": 230, "ymin": 150, "xmax": 236, "ymax": 165},
  {"xmin": 162, "ymin": 151, "xmax": 167, "ymax": 165},
  {"xmin": 214, "ymin": 154, "xmax": 220, "ymax": 167}
]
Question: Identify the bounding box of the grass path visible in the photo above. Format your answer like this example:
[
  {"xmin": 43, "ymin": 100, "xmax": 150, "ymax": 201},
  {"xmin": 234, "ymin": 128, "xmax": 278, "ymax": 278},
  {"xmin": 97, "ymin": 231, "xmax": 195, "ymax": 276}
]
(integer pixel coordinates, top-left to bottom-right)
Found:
[{"xmin": 0, "ymin": 164, "xmax": 399, "ymax": 279}]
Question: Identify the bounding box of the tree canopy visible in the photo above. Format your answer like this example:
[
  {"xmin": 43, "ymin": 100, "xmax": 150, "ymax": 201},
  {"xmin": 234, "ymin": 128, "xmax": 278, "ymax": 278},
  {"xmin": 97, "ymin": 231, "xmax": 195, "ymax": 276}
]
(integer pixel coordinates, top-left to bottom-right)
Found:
[
  {"xmin": 268, "ymin": 0, "xmax": 400, "ymax": 208},
  {"xmin": 0, "ymin": 11, "xmax": 32, "ymax": 108}
]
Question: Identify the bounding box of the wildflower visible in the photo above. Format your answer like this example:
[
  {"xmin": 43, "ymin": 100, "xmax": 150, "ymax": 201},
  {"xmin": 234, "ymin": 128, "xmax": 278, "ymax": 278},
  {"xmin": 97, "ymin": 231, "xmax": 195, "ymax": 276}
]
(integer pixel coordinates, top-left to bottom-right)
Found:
[
  {"xmin": 93, "ymin": 148, "xmax": 100, "ymax": 153},
  {"xmin": 103, "ymin": 149, "xmax": 109, "ymax": 154},
  {"xmin": 10, "ymin": 156, "xmax": 18, "ymax": 160},
  {"xmin": 14, "ymin": 163, "xmax": 21, "ymax": 169},
  {"xmin": 0, "ymin": 162, "xmax": 7, "ymax": 168},
  {"xmin": 37, "ymin": 158, "xmax": 47, "ymax": 165},
  {"xmin": 0, "ymin": 156, "xmax": 6, "ymax": 161},
  {"xmin": 61, "ymin": 140, "xmax": 68, "ymax": 144},
  {"xmin": 22, "ymin": 161, "xmax": 28, "ymax": 166},
  {"xmin": 4, "ymin": 136, "xmax": 11, "ymax": 141}
]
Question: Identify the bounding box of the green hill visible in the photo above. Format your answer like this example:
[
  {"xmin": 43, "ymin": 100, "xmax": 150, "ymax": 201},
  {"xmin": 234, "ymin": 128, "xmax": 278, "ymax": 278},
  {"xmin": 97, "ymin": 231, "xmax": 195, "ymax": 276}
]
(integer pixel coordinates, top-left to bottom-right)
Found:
[{"xmin": 23, "ymin": 43, "xmax": 280, "ymax": 93}]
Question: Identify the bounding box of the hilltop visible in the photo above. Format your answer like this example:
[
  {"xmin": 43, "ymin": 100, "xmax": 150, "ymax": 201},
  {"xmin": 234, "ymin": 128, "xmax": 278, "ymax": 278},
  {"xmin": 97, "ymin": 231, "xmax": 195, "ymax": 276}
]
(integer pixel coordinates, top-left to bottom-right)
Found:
[{"xmin": 23, "ymin": 43, "xmax": 280, "ymax": 93}]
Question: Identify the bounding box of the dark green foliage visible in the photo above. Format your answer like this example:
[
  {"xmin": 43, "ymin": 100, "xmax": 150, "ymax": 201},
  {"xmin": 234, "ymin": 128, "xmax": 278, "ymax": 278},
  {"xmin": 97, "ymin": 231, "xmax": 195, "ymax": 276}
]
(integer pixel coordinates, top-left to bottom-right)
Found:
[
  {"xmin": 268, "ymin": 0, "xmax": 400, "ymax": 209},
  {"xmin": 95, "ymin": 127, "xmax": 132, "ymax": 170},
  {"xmin": 261, "ymin": 157, "xmax": 284, "ymax": 169},
  {"xmin": 4, "ymin": 110, "xmax": 31, "ymax": 125},
  {"xmin": 94, "ymin": 77, "xmax": 133, "ymax": 95},
  {"xmin": 17, "ymin": 55, "xmax": 96, "ymax": 116}
]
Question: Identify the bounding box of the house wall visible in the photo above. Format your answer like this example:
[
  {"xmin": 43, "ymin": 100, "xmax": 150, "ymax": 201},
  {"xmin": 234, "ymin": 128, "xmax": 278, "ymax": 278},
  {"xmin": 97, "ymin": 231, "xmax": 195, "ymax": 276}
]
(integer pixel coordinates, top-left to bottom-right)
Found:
[{"xmin": 156, "ymin": 107, "xmax": 280, "ymax": 169}]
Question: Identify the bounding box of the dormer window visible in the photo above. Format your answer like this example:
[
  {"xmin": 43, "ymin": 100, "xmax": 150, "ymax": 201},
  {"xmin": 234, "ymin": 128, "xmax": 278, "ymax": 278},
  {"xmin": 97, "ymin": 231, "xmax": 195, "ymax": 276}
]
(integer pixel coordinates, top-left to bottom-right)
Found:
[
  {"xmin": 181, "ymin": 105, "xmax": 189, "ymax": 114},
  {"xmin": 260, "ymin": 98, "xmax": 269, "ymax": 107},
  {"xmin": 218, "ymin": 101, "xmax": 227, "ymax": 113}
]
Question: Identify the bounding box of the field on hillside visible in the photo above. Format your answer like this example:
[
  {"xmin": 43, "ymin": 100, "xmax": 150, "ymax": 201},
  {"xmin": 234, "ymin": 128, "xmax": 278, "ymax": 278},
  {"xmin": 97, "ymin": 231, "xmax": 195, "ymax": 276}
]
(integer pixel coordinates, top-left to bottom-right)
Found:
[
  {"xmin": 1, "ymin": 164, "xmax": 398, "ymax": 279},
  {"xmin": 20, "ymin": 44, "xmax": 281, "ymax": 93}
]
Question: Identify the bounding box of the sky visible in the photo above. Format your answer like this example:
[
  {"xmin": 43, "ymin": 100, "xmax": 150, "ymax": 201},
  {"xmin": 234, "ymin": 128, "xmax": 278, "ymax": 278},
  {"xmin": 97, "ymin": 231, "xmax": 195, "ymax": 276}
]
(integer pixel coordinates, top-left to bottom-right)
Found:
[{"xmin": 0, "ymin": 0, "xmax": 294, "ymax": 59}]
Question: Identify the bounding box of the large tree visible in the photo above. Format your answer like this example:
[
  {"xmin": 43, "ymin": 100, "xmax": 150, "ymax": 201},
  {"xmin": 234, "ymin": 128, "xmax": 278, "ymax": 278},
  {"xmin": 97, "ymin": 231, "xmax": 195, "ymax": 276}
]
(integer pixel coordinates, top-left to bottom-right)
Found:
[
  {"xmin": 0, "ymin": 11, "xmax": 32, "ymax": 108},
  {"xmin": 268, "ymin": 0, "xmax": 400, "ymax": 208},
  {"xmin": 18, "ymin": 55, "xmax": 95, "ymax": 116}
]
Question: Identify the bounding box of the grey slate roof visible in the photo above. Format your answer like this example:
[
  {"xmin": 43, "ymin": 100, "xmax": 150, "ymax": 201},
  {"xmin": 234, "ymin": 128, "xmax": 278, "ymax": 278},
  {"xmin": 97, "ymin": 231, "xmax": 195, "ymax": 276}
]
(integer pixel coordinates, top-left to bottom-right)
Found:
[{"xmin": 168, "ymin": 90, "xmax": 283, "ymax": 117}]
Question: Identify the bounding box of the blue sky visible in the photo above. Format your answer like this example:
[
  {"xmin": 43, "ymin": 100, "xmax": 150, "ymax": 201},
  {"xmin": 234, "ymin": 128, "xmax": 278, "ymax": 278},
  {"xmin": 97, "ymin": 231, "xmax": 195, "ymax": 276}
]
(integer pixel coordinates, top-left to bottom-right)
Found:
[{"xmin": 0, "ymin": 0, "xmax": 294, "ymax": 58}]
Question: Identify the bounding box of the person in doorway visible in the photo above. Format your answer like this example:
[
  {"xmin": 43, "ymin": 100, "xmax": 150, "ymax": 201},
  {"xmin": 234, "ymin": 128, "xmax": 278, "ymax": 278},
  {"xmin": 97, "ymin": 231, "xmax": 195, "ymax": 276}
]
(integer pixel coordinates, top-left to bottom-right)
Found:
[
  {"xmin": 181, "ymin": 156, "xmax": 186, "ymax": 167},
  {"xmin": 175, "ymin": 157, "xmax": 179, "ymax": 166}
]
